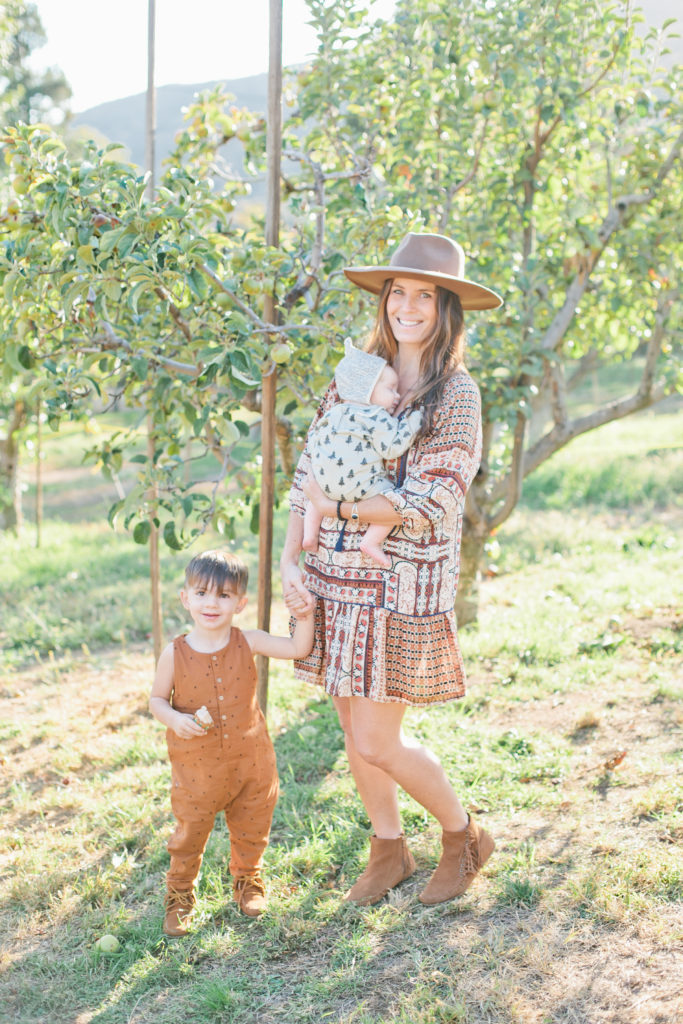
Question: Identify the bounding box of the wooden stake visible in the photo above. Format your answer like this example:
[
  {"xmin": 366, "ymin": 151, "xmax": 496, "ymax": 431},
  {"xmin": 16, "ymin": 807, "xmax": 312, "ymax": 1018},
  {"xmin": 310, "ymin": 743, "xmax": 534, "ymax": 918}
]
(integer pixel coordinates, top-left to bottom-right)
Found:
[
  {"xmin": 146, "ymin": 0, "xmax": 163, "ymax": 664},
  {"xmin": 255, "ymin": 0, "xmax": 283, "ymax": 713},
  {"xmin": 35, "ymin": 399, "xmax": 43, "ymax": 548}
]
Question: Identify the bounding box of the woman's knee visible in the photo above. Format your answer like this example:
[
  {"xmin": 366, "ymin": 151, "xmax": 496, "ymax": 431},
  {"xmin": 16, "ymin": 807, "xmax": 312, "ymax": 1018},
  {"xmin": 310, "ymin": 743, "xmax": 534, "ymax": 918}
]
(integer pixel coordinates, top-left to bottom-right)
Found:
[{"xmin": 353, "ymin": 733, "xmax": 398, "ymax": 771}]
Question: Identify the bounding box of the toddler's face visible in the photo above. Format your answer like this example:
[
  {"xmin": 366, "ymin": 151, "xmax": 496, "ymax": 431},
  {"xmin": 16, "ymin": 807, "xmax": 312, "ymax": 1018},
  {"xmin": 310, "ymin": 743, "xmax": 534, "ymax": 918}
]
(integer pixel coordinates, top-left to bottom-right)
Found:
[
  {"xmin": 180, "ymin": 582, "xmax": 247, "ymax": 631},
  {"xmin": 370, "ymin": 365, "xmax": 400, "ymax": 413}
]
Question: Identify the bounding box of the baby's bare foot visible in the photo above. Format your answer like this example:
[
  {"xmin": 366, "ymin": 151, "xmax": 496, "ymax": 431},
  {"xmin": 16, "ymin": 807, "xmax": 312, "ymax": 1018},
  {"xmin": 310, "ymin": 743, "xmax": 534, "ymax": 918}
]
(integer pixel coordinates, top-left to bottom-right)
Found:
[{"xmin": 360, "ymin": 541, "xmax": 391, "ymax": 568}]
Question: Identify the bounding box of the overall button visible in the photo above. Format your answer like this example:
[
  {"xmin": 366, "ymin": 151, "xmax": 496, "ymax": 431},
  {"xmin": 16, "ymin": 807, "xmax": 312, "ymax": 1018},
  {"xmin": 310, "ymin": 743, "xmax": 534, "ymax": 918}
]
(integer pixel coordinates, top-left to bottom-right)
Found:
[{"xmin": 219, "ymin": 695, "xmax": 224, "ymax": 701}]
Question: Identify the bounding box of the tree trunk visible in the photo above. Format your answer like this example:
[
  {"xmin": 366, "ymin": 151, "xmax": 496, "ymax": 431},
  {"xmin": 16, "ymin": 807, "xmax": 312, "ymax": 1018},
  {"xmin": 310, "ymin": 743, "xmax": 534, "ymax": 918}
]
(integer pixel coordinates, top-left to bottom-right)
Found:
[
  {"xmin": 455, "ymin": 517, "xmax": 487, "ymax": 627},
  {"xmin": 0, "ymin": 400, "xmax": 26, "ymax": 532}
]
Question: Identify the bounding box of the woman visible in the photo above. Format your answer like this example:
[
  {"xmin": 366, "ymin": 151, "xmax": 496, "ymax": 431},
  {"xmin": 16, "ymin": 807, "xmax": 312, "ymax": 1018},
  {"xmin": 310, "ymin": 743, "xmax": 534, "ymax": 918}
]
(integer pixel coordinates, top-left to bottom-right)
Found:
[{"xmin": 281, "ymin": 232, "xmax": 502, "ymax": 906}]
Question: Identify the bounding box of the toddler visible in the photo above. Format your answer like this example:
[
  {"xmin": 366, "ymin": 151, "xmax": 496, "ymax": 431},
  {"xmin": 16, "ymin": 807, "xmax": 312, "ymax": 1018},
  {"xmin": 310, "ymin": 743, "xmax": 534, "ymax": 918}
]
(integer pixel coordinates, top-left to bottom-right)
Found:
[
  {"xmin": 149, "ymin": 549, "xmax": 314, "ymax": 935},
  {"xmin": 303, "ymin": 339, "xmax": 422, "ymax": 567}
]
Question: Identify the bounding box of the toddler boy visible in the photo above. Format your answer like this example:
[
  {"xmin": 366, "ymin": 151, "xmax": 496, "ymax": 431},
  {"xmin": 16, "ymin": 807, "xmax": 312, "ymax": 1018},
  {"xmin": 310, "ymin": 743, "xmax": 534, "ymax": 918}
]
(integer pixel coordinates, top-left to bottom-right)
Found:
[{"xmin": 149, "ymin": 549, "xmax": 314, "ymax": 935}]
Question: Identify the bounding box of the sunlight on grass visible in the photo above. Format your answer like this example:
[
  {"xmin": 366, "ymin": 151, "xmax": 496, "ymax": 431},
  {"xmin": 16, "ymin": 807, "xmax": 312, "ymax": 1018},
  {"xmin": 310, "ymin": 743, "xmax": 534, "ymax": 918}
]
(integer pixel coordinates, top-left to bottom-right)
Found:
[{"xmin": 1, "ymin": 404, "xmax": 682, "ymax": 1023}]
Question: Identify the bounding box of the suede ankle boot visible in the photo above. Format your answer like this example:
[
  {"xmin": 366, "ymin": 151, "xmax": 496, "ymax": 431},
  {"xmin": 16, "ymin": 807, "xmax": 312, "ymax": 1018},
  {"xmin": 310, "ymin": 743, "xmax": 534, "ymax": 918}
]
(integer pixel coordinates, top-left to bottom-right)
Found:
[
  {"xmin": 233, "ymin": 875, "xmax": 267, "ymax": 918},
  {"xmin": 163, "ymin": 887, "xmax": 195, "ymax": 936},
  {"xmin": 344, "ymin": 833, "xmax": 416, "ymax": 906},
  {"xmin": 419, "ymin": 816, "xmax": 495, "ymax": 905}
]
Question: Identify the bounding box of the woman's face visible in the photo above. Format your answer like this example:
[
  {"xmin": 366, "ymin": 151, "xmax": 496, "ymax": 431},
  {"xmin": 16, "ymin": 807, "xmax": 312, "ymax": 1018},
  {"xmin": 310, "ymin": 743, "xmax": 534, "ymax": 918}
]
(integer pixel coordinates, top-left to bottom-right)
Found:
[{"xmin": 386, "ymin": 277, "xmax": 438, "ymax": 348}]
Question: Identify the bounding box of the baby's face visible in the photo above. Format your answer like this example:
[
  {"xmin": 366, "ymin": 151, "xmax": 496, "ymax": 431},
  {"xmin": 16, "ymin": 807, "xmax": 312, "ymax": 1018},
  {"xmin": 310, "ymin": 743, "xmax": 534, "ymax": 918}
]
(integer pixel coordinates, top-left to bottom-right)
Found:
[{"xmin": 370, "ymin": 365, "xmax": 400, "ymax": 414}]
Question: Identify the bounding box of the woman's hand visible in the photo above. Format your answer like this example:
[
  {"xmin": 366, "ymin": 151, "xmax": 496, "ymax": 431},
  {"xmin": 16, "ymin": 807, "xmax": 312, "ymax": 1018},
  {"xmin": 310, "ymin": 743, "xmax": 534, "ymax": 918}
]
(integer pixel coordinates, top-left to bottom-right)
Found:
[
  {"xmin": 282, "ymin": 561, "xmax": 316, "ymax": 617},
  {"xmin": 303, "ymin": 472, "xmax": 336, "ymax": 517}
]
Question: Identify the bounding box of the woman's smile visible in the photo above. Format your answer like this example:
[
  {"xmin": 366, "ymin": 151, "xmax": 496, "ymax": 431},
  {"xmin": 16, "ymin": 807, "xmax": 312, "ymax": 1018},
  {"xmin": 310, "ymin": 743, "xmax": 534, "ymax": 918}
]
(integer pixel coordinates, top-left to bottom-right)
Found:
[{"xmin": 387, "ymin": 277, "xmax": 438, "ymax": 346}]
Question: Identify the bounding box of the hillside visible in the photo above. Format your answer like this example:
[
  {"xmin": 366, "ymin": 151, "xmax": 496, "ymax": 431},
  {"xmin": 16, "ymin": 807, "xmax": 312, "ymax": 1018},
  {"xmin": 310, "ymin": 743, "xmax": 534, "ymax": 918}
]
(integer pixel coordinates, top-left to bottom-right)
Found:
[{"xmin": 70, "ymin": 71, "xmax": 269, "ymax": 181}]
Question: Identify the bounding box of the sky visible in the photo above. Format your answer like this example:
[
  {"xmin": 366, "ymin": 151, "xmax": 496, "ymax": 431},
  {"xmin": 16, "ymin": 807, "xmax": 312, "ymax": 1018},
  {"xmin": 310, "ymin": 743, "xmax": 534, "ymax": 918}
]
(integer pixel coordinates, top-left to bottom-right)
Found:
[{"xmin": 30, "ymin": 0, "xmax": 396, "ymax": 113}]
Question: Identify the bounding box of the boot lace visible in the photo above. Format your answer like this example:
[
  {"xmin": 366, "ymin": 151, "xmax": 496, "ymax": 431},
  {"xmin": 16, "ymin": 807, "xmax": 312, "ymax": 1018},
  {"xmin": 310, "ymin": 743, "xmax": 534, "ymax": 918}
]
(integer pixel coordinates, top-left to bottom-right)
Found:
[
  {"xmin": 234, "ymin": 875, "xmax": 266, "ymax": 898},
  {"xmin": 164, "ymin": 887, "xmax": 194, "ymax": 910}
]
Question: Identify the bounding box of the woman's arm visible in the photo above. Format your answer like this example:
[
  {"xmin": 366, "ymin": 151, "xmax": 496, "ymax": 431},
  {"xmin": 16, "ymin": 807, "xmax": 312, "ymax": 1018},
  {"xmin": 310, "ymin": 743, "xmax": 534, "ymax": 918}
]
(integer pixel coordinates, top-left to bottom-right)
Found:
[
  {"xmin": 385, "ymin": 373, "xmax": 482, "ymax": 530},
  {"xmin": 282, "ymin": 380, "xmax": 340, "ymax": 615},
  {"xmin": 303, "ymin": 474, "xmax": 403, "ymax": 527},
  {"xmin": 281, "ymin": 510, "xmax": 317, "ymax": 615}
]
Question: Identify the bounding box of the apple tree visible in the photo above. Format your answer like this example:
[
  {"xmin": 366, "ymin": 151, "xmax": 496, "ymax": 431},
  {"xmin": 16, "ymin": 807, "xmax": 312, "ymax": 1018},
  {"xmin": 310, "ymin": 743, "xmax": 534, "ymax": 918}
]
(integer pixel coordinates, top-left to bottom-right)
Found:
[{"xmin": 282, "ymin": 0, "xmax": 682, "ymax": 621}]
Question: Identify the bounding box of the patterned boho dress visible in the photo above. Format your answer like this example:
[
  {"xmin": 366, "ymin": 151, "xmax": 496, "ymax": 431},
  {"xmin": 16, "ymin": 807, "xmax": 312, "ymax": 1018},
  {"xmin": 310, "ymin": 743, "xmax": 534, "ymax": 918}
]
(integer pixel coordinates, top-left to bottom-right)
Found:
[{"xmin": 290, "ymin": 369, "xmax": 483, "ymax": 706}]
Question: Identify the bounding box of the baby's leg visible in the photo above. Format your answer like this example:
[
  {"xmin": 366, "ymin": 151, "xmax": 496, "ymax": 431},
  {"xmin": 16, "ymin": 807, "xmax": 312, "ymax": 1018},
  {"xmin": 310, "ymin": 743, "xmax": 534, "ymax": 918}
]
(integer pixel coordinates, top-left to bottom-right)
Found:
[
  {"xmin": 359, "ymin": 522, "xmax": 393, "ymax": 568},
  {"xmin": 302, "ymin": 500, "xmax": 323, "ymax": 553}
]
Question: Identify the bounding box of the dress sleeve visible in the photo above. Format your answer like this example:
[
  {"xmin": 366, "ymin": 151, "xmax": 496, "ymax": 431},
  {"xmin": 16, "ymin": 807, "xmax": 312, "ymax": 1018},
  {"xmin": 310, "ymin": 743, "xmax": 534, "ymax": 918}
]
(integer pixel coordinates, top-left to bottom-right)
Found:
[
  {"xmin": 288, "ymin": 380, "xmax": 340, "ymax": 517},
  {"xmin": 385, "ymin": 373, "xmax": 482, "ymax": 531}
]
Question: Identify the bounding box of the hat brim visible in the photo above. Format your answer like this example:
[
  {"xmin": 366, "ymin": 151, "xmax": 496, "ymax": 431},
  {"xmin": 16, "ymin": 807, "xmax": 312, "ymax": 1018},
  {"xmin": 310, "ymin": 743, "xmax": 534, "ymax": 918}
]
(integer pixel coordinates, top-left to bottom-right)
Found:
[{"xmin": 343, "ymin": 266, "xmax": 503, "ymax": 311}]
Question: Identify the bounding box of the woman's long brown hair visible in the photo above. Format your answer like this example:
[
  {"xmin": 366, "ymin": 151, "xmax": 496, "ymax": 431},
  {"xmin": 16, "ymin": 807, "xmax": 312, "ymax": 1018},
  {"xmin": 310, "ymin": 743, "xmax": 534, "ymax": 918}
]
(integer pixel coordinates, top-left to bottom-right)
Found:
[{"xmin": 366, "ymin": 279, "xmax": 466, "ymax": 439}]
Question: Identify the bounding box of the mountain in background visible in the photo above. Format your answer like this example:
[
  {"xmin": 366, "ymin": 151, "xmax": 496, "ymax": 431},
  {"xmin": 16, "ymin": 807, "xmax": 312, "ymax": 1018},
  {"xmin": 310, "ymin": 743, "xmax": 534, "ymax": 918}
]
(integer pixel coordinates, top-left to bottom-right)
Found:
[
  {"xmin": 70, "ymin": 1, "xmax": 682, "ymax": 190},
  {"xmin": 71, "ymin": 72, "xmax": 269, "ymax": 191}
]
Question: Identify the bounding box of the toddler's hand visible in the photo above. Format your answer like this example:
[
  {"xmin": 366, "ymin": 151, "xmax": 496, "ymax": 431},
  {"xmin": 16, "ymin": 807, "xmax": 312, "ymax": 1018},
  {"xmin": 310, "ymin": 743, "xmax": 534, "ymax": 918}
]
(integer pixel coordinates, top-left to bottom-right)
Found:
[
  {"xmin": 282, "ymin": 563, "xmax": 316, "ymax": 617},
  {"xmin": 172, "ymin": 712, "xmax": 206, "ymax": 739}
]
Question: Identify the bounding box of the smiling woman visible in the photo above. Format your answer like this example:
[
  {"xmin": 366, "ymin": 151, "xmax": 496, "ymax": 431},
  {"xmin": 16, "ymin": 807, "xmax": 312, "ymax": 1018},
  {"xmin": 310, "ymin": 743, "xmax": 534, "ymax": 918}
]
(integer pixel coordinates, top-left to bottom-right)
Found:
[{"xmin": 280, "ymin": 231, "xmax": 504, "ymax": 908}]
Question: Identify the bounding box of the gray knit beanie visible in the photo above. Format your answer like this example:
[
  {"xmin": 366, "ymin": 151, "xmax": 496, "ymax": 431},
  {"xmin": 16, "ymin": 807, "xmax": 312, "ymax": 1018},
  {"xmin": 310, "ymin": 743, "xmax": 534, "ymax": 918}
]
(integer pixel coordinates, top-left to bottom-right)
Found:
[{"xmin": 334, "ymin": 339, "xmax": 387, "ymax": 404}]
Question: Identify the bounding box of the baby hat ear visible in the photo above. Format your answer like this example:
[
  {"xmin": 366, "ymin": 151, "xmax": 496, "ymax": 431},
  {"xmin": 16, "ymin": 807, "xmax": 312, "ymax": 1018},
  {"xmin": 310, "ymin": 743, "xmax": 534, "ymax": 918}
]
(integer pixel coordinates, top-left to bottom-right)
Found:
[{"xmin": 334, "ymin": 341, "xmax": 387, "ymax": 403}]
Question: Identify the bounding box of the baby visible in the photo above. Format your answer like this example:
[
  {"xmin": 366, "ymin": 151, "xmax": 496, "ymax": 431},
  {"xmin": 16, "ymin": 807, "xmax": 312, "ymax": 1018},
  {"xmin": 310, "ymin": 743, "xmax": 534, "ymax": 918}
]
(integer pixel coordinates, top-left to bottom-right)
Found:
[{"xmin": 303, "ymin": 339, "xmax": 422, "ymax": 567}]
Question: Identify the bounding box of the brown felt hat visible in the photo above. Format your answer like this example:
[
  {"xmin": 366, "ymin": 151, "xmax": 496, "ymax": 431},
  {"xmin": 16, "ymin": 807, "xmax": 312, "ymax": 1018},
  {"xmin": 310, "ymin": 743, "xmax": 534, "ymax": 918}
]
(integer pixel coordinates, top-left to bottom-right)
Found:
[{"xmin": 344, "ymin": 232, "xmax": 503, "ymax": 311}]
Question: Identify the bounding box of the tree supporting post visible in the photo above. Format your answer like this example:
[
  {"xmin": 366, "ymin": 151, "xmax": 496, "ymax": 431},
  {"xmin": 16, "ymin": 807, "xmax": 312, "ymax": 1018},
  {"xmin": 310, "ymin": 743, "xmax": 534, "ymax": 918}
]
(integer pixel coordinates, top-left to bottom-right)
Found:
[
  {"xmin": 35, "ymin": 398, "xmax": 42, "ymax": 548},
  {"xmin": 255, "ymin": 0, "xmax": 283, "ymax": 713},
  {"xmin": 145, "ymin": 0, "xmax": 163, "ymax": 664}
]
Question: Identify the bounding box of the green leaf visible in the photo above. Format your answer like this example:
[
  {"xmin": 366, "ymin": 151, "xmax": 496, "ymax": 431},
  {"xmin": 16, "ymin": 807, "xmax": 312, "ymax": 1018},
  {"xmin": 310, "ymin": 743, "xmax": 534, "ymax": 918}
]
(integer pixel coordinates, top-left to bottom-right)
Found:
[
  {"xmin": 163, "ymin": 520, "xmax": 183, "ymax": 550},
  {"xmin": 249, "ymin": 501, "xmax": 260, "ymax": 534},
  {"xmin": 131, "ymin": 356, "xmax": 149, "ymax": 380}
]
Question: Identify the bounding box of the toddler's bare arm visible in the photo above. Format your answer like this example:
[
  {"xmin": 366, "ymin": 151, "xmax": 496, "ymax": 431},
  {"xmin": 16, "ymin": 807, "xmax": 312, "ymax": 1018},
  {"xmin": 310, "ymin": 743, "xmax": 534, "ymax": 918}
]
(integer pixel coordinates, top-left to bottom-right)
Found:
[
  {"xmin": 149, "ymin": 643, "xmax": 205, "ymax": 738},
  {"xmin": 244, "ymin": 606, "xmax": 315, "ymax": 661}
]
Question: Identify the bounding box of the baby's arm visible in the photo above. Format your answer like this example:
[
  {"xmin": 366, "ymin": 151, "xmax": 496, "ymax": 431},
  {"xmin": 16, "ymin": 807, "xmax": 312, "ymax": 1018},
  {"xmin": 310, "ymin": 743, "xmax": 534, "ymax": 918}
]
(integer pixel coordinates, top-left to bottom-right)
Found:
[
  {"xmin": 371, "ymin": 408, "xmax": 423, "ymax": 459},
  {"xmin": 149, "ymin": 642, "xmax": 205, "ymax": 738},
  {"xmin": 243, "ymin": 608, "xmax": 315, "ymax": 661}
]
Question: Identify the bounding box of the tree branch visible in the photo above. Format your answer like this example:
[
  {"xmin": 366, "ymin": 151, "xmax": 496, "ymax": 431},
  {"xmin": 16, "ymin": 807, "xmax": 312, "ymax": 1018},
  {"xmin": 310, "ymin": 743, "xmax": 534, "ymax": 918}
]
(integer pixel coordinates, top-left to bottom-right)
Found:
[
  {"xmin": 283, "ymin": 157, "xmax": 325, "ymax": 310},
  {"xmin": 489, "ymin": 411, "xmax": 527, "ymax": 530},
  {"xmin": 438, "ymin": 114, "xmax": 492, "ymax": 232},
  {"xmin": 200, "ymin": 264, "xmax": 269, "ymax": 330},
  {"xmin": 540, "ymin": 124, "xmax": 683, "ymax": 354},
  {"xmin": 154, "ymin": 286, "xmax": 192, "ymax": 343},
  {"xmin": 89, "ymin": 321, "xmax": 199, "ymax": 374}
]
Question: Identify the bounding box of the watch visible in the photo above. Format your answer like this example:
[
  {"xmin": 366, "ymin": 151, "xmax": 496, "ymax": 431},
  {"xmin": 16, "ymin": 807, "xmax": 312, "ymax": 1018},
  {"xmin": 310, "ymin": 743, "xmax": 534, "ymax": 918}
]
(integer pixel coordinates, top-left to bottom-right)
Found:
[{"xmin": 350, "ymin": 502, "xmax": 359, "ymax": 522}]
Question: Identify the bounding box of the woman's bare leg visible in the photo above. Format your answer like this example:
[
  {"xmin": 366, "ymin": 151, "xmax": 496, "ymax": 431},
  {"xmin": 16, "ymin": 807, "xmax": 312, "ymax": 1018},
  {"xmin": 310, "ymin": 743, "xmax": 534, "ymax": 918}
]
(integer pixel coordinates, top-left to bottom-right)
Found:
[
  {"xmin": 333, "ymin": 696, "xmax": 402, "ymax": 838},
  {"xmin": 346, "ymin": 697, "xmax": 468, "ymax": 832}
]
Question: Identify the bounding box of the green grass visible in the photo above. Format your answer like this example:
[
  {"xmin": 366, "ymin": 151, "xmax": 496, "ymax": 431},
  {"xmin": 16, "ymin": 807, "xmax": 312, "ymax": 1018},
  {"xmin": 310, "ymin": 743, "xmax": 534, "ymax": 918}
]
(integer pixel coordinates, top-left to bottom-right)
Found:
[{"xmin": 1, "ymin": 402, "xmax": 682, "ymax": 1023}]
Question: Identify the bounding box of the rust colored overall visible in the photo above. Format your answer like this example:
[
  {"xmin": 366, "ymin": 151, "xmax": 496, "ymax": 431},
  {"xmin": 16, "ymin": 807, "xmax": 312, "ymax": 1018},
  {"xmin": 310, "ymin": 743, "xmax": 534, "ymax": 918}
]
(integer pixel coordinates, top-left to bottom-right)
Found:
[{"xmin": 165, "ymin": 629, "xmax": 279, "ymax": 890}]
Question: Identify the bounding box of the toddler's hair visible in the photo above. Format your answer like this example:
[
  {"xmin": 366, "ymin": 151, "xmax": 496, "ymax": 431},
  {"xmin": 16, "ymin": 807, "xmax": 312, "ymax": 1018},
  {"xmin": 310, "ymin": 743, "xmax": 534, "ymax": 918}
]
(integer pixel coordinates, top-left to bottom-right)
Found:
[{"xmin": 184, "ymin": 550, "xmax": 248, "ymax": 595}]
